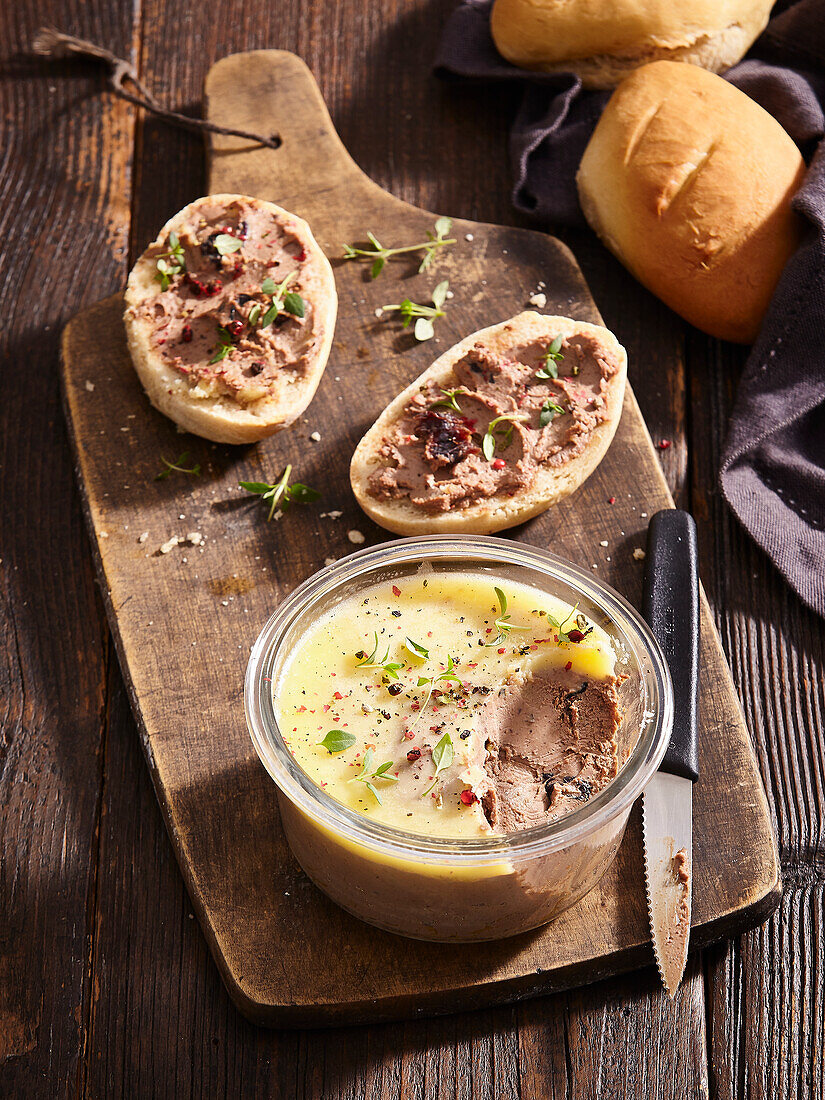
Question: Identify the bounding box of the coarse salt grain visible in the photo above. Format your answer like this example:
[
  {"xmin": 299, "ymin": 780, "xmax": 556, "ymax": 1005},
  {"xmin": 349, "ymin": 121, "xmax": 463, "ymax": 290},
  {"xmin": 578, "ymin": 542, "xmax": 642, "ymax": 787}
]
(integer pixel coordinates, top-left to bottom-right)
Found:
[
  {"xmin": 159, "ymin": 536, "xmax": 180, "ymax": 554},
  {"xmin": 310, "ymin": 431, "xmax": 321, "ymax": 442},
  {"xmin": 324, "ymin": 557, "xmax": 336, "ymax": 566},
  {"xmin": 465, "ymin": 233, "xmax": 474, "ymax": 241},
  {"xmin": 599, "ymin": 540, "xmax": 608, "ymax": 547},
  {"xmin": 138, "ymin": 531, "xmax": 148, "ymax": 544},
  {"xmin": 348, "ymin": 529, "xmax": 365, "ymax": 544},
  {"xmin": 321, "ymin": 510, "xmax": 343, "ymax": 520},
  {"xmin": 85, "ymin": 380, "xmax": 95, "ymax": 392}
]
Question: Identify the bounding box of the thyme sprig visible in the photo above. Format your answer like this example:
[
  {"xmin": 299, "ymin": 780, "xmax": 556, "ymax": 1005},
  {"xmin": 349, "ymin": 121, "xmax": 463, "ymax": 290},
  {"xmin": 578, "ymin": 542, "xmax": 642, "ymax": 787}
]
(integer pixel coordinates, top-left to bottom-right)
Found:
[
  {"xmin": 415, "ymin": 655, "xmax": 462, "ymax": 714},
  {"xmin": 484, "ymin": 586, "xmax": 527, "ymax": 647},
  {"xmin": 539, "ymin": 399, "xmax": 566, "ymax": 427},
  {"xmin": 355, "ymin": 632, "xmax": 405, "ymax": 680},
  {"xmin": 239, "ymin": 464, "xmax": 321, "ymax": 520},
  {"xmin": 431, "ymin": 386, "xmax": 466, "ymax": 413},
  {"xmin": 209, "ymin": 324, "xmax": 234, "ymax": 364},
  {"xmin": 154, "ymin": 451, "xmax": 201, "ymax": 481},
  {"xmin": 482, "ymin": 414, "xmax": 528, "ymax": 461},
  {"xmin": 535, "ymin": 336, "xmax": 564, "ymax": 380},
  {"xmin": 422, "ymin": 732, "xmax": 454, "ymax": 795},
  {"xmin": 154, "ymin": 231, "xmax": 186, "ymax": 290},
  {"xmin": 342, "ymin": 217, "xmax": 456, "ymax": 278},
  {"xmin": 260, "ymin": 271, "xmax": 306, "ymax": 326},
  {"xmin": 381, "ymin": 280, "xmax": 449, "ymax": 341},
  {"xmin": 351, "ymin": 746, "xmax": 398, "ymax": 804},
  {"xmin": 555, "ymin": 603, "xmax": 594, "ymax": 643}
]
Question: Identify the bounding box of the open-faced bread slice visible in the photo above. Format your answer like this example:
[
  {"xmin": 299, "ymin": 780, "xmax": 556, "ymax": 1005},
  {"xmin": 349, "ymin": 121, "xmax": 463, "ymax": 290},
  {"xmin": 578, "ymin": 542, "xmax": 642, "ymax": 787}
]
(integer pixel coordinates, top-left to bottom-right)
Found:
[
  {"xmin": 124, "ymin": 194, "xmax": 337, "ymax": 444},
  {"xmin": 350, "ymin": 312, "xmax": 627, "ymax": 535}
]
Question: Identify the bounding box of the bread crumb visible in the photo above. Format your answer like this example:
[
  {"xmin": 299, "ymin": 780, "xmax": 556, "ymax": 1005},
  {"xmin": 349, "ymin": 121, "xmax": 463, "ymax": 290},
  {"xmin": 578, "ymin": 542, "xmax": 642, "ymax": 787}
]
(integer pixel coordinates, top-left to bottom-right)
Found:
[
  {"xmin": 599, "ymin": 540, "xmax": 608, "ymax": 547},
  {"xmin": 324, "ymin": 556, "xmax": 336, "ymax": 566},
  {"xmin": 310, "ymin": 431, "xmax": 321, "ymax": 442},
  {"xmin": 374, "ymin": 307, "xmax": 384, "ymax": 318},
  {"xmin": 633, "ymin": 548, "xmax": 646, "ymax": 561},
  {"xmin": 138, "ymin": 531, "xmax": 149, "ymax": 544},
  {"xmin": 85, "ymin": 380, "xmax": 95, "ymax": 392},
  {"xmin": 100, "ymin": 531, "xmax": 109, "ymax": 539},
  {"xmin": 348, "ymin": 529, "xmax": 365, "ymax": 544},
  {"xmin": 465, "ymin": 233, "xmax": 474, "ymax": 241},
  {"xmin": 159, "ymin": 536, "xmax": 180, "ymax": 554},
  {"xmin": 529, "ymin": 292, "xmax": 547, "ymax": 309},
  {"xmin": 321, "ymin": 510, "xmax": 343, "ymax": 520},
  {"xmin": 186, "ymin": 532, "xmax": 205, "ymax": 547}
]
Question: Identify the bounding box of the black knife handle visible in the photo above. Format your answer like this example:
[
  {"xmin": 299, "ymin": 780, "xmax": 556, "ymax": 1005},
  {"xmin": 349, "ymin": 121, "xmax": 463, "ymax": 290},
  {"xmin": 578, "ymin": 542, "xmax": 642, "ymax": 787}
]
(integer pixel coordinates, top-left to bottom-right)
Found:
[{"xmin": 642, "ymin": 509, "xmax": 700, "ymax": 783}]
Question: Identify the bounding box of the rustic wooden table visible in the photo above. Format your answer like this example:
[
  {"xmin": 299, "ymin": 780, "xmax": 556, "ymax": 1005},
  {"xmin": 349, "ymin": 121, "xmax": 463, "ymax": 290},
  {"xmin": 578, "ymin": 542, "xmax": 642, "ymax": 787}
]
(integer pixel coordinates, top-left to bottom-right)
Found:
[{"xmin": 2, "ymin": 2, "xmax": 822, "ymax": 1096}]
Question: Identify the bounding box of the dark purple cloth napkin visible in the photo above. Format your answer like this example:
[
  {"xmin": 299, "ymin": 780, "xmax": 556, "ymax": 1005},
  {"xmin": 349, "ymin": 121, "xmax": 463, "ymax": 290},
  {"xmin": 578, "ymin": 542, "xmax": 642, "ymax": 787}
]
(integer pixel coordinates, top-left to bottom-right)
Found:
[{"xmin": 435, "ymin": 0, "xmax": 825, "ymax": 617}]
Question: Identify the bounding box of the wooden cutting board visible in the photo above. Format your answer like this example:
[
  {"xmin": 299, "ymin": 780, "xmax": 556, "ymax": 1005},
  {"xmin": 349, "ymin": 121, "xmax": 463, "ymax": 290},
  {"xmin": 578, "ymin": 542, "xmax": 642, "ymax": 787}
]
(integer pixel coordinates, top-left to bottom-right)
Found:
[{"xmin": 59, "ymin": 50, "xmax": 779, "ymax": 1026}]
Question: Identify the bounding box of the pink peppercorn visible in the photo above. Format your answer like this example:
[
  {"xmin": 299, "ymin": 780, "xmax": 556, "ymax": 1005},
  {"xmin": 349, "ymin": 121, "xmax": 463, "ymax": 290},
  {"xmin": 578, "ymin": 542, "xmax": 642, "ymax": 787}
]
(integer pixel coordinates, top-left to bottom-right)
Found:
[{"xmin": 460, "ymin": 789, "xmax": 478, "ymax": 806}]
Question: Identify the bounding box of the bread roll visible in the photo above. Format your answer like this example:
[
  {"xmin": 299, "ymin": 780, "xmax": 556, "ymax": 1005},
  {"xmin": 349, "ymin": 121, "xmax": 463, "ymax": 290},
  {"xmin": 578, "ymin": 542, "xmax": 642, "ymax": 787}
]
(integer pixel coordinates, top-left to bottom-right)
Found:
[
  {"xmin": 491, "ymin": 0, "xmax": 773, "ymax": 88},
  {"xmin": 577, "ymin": 62, "xmax": 805, "ymax": 344},
  {"xmin": 351, "ymin": 312, "xmax": 626, "ymax": 535},
  {"xmin": 124, "ymin": 194, "xmax": 337, "ymax": 443}
]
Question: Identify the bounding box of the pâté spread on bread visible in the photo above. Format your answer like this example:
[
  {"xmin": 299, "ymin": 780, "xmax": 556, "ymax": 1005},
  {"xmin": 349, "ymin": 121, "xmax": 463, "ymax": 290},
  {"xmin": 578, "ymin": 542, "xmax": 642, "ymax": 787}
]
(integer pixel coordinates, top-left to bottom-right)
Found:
[
  {"xmin": 275, "ymin": 571, "xmax": 624, "ymax": 839},
  {"xmin": 351, "ymin": 312, "xmax": 627, "ymax": 534},
  {"xmin": 124, "ymin": 194, "xmax": 337, "ymax": 443}
]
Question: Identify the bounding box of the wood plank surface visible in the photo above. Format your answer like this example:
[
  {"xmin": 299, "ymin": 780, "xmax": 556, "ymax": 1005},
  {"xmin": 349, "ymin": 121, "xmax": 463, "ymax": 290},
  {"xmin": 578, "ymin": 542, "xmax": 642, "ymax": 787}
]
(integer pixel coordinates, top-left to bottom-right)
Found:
[
  {"xmin": 0, "ymin": 0, "xmax": 823, "ymax": 1094},
  {"xmin": 59, "ymin": 47, "xmax": 777, "ymax": 1027}
]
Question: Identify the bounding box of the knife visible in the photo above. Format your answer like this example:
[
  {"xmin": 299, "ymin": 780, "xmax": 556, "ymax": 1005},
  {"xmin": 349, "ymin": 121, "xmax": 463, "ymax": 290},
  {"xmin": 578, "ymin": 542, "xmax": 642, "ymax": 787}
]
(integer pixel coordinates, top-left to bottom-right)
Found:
[{"xmin": 641, "ymin": 509, "xmax": 700, "ymax": 997}]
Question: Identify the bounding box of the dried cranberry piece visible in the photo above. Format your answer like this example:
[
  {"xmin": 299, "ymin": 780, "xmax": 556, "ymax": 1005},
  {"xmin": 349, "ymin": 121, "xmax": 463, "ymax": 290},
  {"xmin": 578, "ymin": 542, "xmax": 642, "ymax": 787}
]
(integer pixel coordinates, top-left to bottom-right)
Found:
[
  {"xmin": 567, "ymin": 629, "xmax": 585, "ymax": 643},
  {"xmin": 226, "ymin": 320, "xmax": 244, "ymax": 338},
  {"xmin": 414, "ymin": 409, "xmax": 475, "ymax": 468}
]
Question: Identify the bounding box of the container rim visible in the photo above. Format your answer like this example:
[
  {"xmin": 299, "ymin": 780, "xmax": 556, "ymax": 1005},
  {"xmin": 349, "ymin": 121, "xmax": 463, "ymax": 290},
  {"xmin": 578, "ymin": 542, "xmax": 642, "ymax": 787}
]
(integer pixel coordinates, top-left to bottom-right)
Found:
[{"xmin": 245, "ymin": 535, "xmax": 673, "ymax": 865}]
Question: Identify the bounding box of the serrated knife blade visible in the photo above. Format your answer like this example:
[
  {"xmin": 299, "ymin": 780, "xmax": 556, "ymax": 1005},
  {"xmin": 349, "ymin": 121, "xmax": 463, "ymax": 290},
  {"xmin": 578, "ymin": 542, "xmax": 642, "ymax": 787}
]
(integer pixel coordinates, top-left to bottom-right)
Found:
[
  {"xmin": 642, "ymin": 510, "xmax": 699, "ymax": 998},
  {"xmin": 643, "ymin": 773, "xmax": 692, "ymax": 997}
]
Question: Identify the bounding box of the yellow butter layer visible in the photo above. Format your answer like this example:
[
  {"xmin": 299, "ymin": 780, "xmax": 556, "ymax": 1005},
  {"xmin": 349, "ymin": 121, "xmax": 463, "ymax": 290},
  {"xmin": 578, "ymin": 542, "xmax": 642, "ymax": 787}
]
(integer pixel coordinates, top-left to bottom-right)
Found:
[{"xmin": 274, "ymin": 571, "xmax": 616, "ymax": 839}]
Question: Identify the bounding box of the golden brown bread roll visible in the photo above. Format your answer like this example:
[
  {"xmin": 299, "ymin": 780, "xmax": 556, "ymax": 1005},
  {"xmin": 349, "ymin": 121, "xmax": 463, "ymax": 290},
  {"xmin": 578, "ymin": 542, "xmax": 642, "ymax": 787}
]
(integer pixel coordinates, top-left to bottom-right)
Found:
[
  {"xmin": 491, "ymin": 0, "xmax": 773, "ymax": 88},
  {"xmin": 576, "ymin": 62, "xmax": 806, "ymax": 344}
]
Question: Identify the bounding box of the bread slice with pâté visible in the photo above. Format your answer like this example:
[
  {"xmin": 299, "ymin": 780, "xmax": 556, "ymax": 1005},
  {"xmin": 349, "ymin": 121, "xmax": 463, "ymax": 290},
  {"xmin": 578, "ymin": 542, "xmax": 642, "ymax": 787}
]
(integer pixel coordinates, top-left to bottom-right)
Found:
[
  {"xmin": 350, "ymin": 311, "xmax": 627, "ymax": 534},
  {"xmin": 123, "ymin": 194, "xmax": 337, "ymax": 444}
]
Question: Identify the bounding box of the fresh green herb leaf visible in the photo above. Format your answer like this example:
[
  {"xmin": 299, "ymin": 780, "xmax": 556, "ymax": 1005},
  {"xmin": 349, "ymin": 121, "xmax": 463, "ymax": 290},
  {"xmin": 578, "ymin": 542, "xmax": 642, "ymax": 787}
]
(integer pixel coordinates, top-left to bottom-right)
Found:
[
  {"xmin": 282, "ymin": 291, "xmax": 306, "ymax": 318},
  {"xmin": 431, "ymin": 279, "xmax": 449, "ymax": 310},
  {"xmin": 214, "ymin": 233, "xmax": 242, "ymax": 256},
  {"xmin": 356, "ymin": 633, "xmax": 406, "ymax": 680},
  {"xmin": 539, "ymin": 399, "xmax": 566, "ymax": 427},
  {"xmin": 405, "ymin": 638, "xmax": 429, "ymax": 660},
  {"xmin": 481, "ymin": 414, "xmax": 527, "ymax": 461},
  {"xmin": 154, "ymin": 451, "xmax": 201, "ymax": 481},
  {"xmin": 342, "ymin": 220, "xmax": 457, "ymax": 278},
  {"xmin": 423, "ymin": 731, "xmax": 454, "ymax": 795},
  {"xmin": 413, "ymin": 655, "xmax": 462, "ymax": 718},
  {"xmin": 535, "ymin": 336, "xmax": 565, "ymax": 379},
  {"xmin": 153, "ymin": 232, "xmax": 186, "ymax": 290},
  {"xmin": 351, "ymin": 747, "xmax": 398, "ymax": 803},
  {"xmin": 209, "ymin": 325, "xmax": 234, "ymax": 364},
  {"xmin": 431, "ymin": 387, "xmax": 465, "ymax": 413},
  {"xmin": 261, "ymin": 302, "xmax": 280, "ymax": 327},
  {"xmin": 382, "ymin": 281, "xmax": 450, "ymax": 342},
  {"xmin": 247, "ymin": 303, "xmax": 262, "ymax": 326},
  {"xmin": 318, "ymin": 729, "xmax": 356, "ymax": 753},
  {"xmin": 483, "ymin": 586, "xmax": 527, "ymax": 647},
  {"xmin": 259, "ymin": 270, "xmax": 301, "ymax": 327},
  {"xmin": 238, "ymin": 464, "xmax": 321, "ymax": 520}
]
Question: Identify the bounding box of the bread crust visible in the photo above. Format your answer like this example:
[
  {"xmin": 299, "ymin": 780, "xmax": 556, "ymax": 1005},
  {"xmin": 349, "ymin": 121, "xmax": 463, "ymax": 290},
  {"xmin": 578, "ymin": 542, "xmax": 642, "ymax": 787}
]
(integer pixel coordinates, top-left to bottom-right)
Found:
[
  {"xmin": 491, "ymin": 0, "xmax": 772, "ymax": 88},
  {"xmin": 123, "ymin": 194, "xmax": 337, "ymax": 444},
  {"xmin": 576, "ymin": 62, "xmax": 805, "ymax": 343},
  {"xmin": 350, "ymin": 312, "xmax": 627, "ymax": 535}
]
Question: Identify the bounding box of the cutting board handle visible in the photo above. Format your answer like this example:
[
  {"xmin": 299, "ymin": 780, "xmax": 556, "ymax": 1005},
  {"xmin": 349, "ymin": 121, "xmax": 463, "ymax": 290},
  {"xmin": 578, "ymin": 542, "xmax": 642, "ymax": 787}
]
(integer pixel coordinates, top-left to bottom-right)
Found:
[{"xmin": 205, "ymin": 50, "xmax": 383, "ymax": 222}]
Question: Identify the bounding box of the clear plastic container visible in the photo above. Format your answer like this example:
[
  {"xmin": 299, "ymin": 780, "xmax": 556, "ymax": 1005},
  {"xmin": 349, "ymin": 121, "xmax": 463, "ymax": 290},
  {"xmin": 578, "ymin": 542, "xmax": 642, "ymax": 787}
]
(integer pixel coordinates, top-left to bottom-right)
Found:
[{"xmin": 245, "ymin": 536, "xmax": 673, "ymax": 942}]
